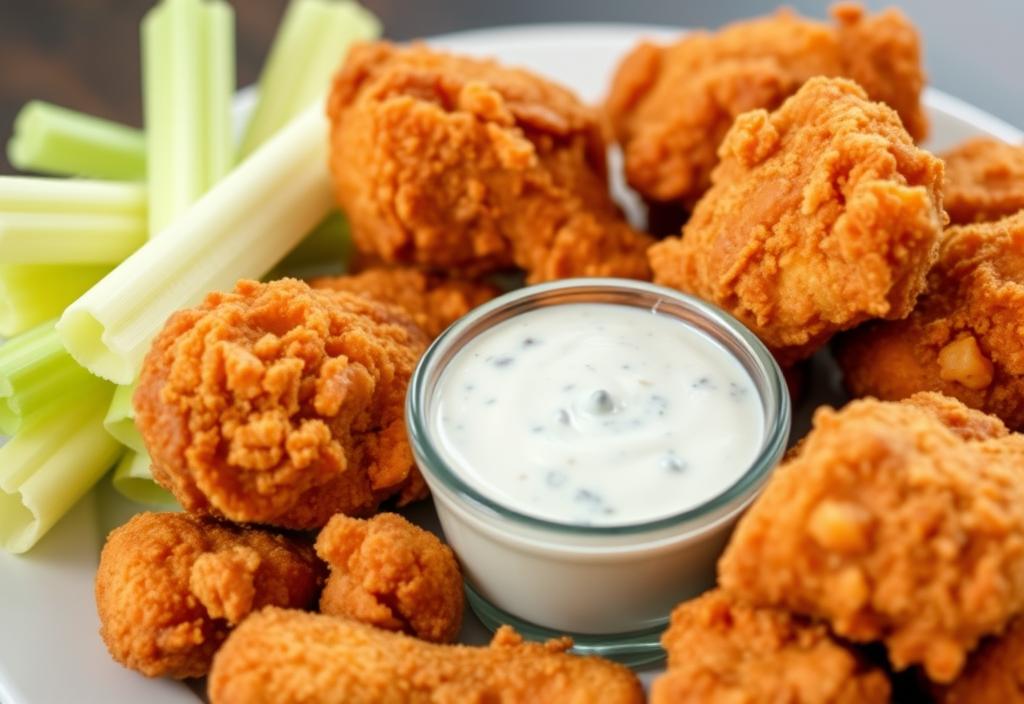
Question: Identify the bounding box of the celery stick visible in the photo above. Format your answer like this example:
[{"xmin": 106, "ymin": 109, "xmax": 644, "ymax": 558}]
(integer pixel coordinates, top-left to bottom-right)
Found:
[
  {"xmin": 0, "ymin": 175, "xmax": 146, "ymax": 215},
  {"xmin": 202, "ymin": 0, "xmax": 236, "ymax": 183},
  {"xmin": 112, "ymin": 450, "xmax": 176, "ymax": 506},
  {"xmin": 6, "ymin": 101, "xmax": 146, "ymax": 180},
  {"xmin": 104, "ymin": 382, "xmax": 144, "ymax": 452},
  {"xmin": 269, "ymin": 210, "xmax": 354, "ymax": 278},
  {"xmin": 0, "ymin": 386, "xmax": 120, "ymax": 554},
  {"xmin": 239, "ymin": 0, "xmax": 380, "ymax": 157},
  {"xmin": 58, "ymin": 103, "xmax": 333, "ymax": 384},
  {"xmin": 0, "ymin": 264, "xmax": 110, "ymax": 337},
  {"xmin": 0, "ymin": 212, "xmax": 146, "ymax": 264}
]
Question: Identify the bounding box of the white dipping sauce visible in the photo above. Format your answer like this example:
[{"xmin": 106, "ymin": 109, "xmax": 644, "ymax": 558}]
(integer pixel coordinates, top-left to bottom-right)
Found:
[{"xmin": 433, "ymin": 303, "xmax": 765, "ymax": 526}]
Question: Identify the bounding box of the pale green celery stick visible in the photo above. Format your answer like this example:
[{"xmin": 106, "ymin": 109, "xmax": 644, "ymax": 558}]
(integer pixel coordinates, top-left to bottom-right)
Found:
[
  {"xmin": 0, "ymin": 175, "xmax": 147, "ymax": 214},
  {"xmin": 0, "ymin": 322, "xmax": 98, "ymax": 435},
  {"xmin": 268, "ymin": 210, "xmax": 354, "ymax": 279},
  {"xmin": 58, "ymin": 103, "xmax": 334, "ymax": 384},
  {"xmin": 6, "ymin": 101, "xmax": 146, "ymax": 180},
  {"xmin": 112, "ymin": 450, "xmax": 176, "ymax": 506},
  {"xmin": 104, "ymin": 382, "xmax": 144, "ymax": 452},
  {"xmin": 239, "ymin": 0, "xmax": 380, "ymax": 157},
  {"xmin": 0, "ymin": 385, "xmax": 120, "ymax": 554},
  {"xmin": 0, "ymin": 213, "xmax": 146, "ymax": 264},
  {"xmin": 0, "ymin": 264, "xmax": 110, "ymax": 337},
  {"xmin": 202, "ymin": 0, "xmax": 236, "ymax": 184}
]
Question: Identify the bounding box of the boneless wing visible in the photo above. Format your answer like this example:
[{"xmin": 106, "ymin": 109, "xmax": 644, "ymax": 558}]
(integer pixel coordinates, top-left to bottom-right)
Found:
[{"xmin": 942, "ymin": 138, "xmax": 1024, "ymax": 225}]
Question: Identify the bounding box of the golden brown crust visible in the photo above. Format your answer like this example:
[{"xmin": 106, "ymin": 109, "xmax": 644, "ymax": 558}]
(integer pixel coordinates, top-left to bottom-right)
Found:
[
  {"xmin": 134, "ymin": 278, "xmax": 428, "ymax": 529},
  {"xmin": 837, "ymin": 211, "xmax": 1024, "ymax": 429},
  {"xmin": 942, "ymin": 138, "xmax": 1024, "ymax": 225},
  {"xmin": 208, "ymin": 608, "xmax": 646, "ymax": 704},
  {"xmin": 649, "ymin": 77, "xmax": 944, "ymax": 365},
  {"xmin": 718, "ymin": 393, "xmax": 1024, "ymax": 683},
  {"xmin": 651, "ymin": 590, "xmax": 891, "ymax": 704},
  {"xmin": 315, "ymin": 512, "xmax": 464, "ymax": 643},
  {"xmin": 309, "ymin": 267, "xmax": 499, "ymax": 340},
  {"xmin": 935, "ymin": 617, "xmax": 1024, "ymax": 703},
  {"xmin": 95, "ymin": 512, "xmax": 322, "ymax": 679},
  {"xmin": 605, "ymin": 3, "xmax": 928, "ymax": 206},
  {"xmin": 328, "ymin": 42, "xmax": 653, "ymax": 284}
]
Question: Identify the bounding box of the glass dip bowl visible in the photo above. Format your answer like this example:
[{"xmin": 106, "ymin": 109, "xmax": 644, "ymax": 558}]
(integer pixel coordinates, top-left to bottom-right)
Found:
[{"xmin": 406, "ymin": 278, "xmax": 790, "ymax": 665}]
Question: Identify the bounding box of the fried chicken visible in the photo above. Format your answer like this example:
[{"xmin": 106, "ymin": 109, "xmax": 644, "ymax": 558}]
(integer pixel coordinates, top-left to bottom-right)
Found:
[
  {"xmin": 942, "ymin": 138, "xmax": 1024, "ymax": 225},
  {"xmin": 605, "ymin": 3, "xmax": 928, "ymax": 208},
  {"xmin": 208, "ymin": 608, "xmax": 645, "ymax": 704},
  {"xmin": 310, "ymin": 267, "xmax": 499, "ymax": 340},
  {"xmin": 718, "ymin": 393, "xmax": 1024, "ymax": 683},
  {"xmin": 95, "ymin": 512, "xmax": 322, "ymax": 679},
  {"xmin": 934, "ymin": 616, "xmax": 1024, "ymax": 703},
  {"xmin": 328, "ymin": 42, "xmax": 653, "ymax": 284},
  {"xmin": 837, "ymin": 211, "xmax": 1024, "ymax": 429},
  {"xmin": 649, "ymin": 77, "xmax": 945, "ymax": 365},
  {"xmin": 651, "ymin": 589, "xmax": 891, "ymax": 704},
  {"xmin": 134, "ymin": 278, "xmax": 428, "ymax": 530},
  {"xmin": 315, "ymin": 512, "xmax": 464, "ymax": 643}
]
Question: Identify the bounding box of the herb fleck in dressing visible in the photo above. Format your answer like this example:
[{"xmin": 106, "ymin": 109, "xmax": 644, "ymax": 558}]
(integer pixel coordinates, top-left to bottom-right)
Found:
[{"xmin": 433, "ymin": 303, "xmax": 765, "ymax": 526}]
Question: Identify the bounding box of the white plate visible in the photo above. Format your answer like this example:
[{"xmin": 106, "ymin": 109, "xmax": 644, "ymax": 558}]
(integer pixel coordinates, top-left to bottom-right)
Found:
[{"xmin": 0, "ymin": 22, "xmax": 1021, "ymax": 704}]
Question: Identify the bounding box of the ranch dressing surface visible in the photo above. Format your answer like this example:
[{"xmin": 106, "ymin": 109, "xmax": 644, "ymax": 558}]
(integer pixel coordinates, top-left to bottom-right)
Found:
[{"xmin": 432, "ymin": 303, "xmax": 765, "ymax": 527}]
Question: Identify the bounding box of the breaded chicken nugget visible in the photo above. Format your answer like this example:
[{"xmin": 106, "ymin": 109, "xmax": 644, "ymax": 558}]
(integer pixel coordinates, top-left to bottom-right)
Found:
[
  {"xmin": 837, "ymin": 212, "xmax": 1024, "ymax": 429},
  {"xmin": 942, "ymin": 138, "xmax": 1024, "ymax": 225},
  {"xmin": 934, "ymin": 617, "xmax": 1024, "ymax": 703},
  {"xmin": 208, "ymin": 608, "xmax": 645, "ymax": 704},
  {"xmin": 649, "ymin": 77, "xmax": 945, "ymax": 365},
  {"xmin": 315, "ymin": 512, "xmax": 463, "ymax": 643},
  {"xmin": 310, "ymin": 267, "xmax": 499, "ymax": 339},
  {"xmin": 718, "ymin": 393, "xmax": 1024, "ymax": 683},
  {"xmin": 606, "ymin": 3, "xmax": 928, "ymax": 208},
  {"xmin": 651, "ymin": 589, "xmax": 890, "ymax": 704},
  {"xmin": 95, "ymin": 512, "xmax": 322, "ymax": 678},
  {"xmin": 328, "ymin": 42, "xmax": 653, "ymax": 284},
  {"xmin": 134, "ymin": 279, "xmax": 428, "ymax": 530}
]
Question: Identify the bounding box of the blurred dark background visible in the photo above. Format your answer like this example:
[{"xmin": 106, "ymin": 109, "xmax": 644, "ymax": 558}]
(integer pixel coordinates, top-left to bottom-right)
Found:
[{"xmin": 0, "ymin": 0, "xmax": 1020, "ymax": 174}]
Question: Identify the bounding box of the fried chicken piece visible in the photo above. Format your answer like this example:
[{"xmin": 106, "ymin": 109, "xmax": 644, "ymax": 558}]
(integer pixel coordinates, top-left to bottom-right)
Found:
[
  {"xmin": 837, "ymin": 211, "xmax": 1024, "ymax": 429},
  {"xmin": 605, "ymin": 3, "xmax": 928, "ymax": 208},
  {"xmin": 95, "ymin": 512, "xmax": 322, "ymax": 679},
  {"xmin": 942, "ymin": 138, "xmax": 1024, "ymax": 225},
  {"xmin": 328, "ymin": 42, "xmax": 653, "ymax": 284},
  {"xmin": 310, "ymin": 267, "xmax": 499, "ymax": 340},
  {"xmin": 649, "ymin": 77, "xmax": 945, "ymax": 365},
  {"xmin": 315, "ymin": 512, "xmax": 463, "ymax": 643},
  {"xmin": 718, "ymin": 393, "xmax": 1024, "ymax": 683},
  {"xmin": 208, "ymin": 608, "xmax": 645, "ymax": 704},
  {"xmin": 651, "ymin": 589, "xmax": 891, "ymax": 704},
  {"xmin": 134, "ymin": 278, "xmax": 429, "ymax": 530},
  {"xmin": 934, "ymin": 617, "xmax": 1024, "ymax": 703}
]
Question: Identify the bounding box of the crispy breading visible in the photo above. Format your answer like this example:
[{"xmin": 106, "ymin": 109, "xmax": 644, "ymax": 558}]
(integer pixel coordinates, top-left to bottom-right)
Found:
[
  {"xmin": 208, "ymin": 608, "xmax": 645, "ymax": 704},
  {"xmin": 934, "ymin": 617, "xmax": 1024, "ymax": 703},
  {"xmin": 328, "ymin": 42, "xmax": 653, "ymax": 284},
  {"xmin": 651, "ymin": 589, "xmax": 890, "ymax": 704},
  {"xmin": 95, "ymin": 512, "xmax": 322, "ymax": 678},
  {"xmin": 315, "ymin": 512, "xmax": 464, "ymax": 643},
  {"xmin": 649, "ymin": 77, "xmax": 944, "ymax": 365},
  {"xmin": 718, "ymin": 393, "xmax": 1024, "ymax": 683},
  {"xmin": 605, "ymin": 3, "xmax": 928, "ymax": 207},
  {"xmin": 942, "ymin": 138, "xmax": 1024, "ymax": 224},
  {"xmin": 837, "ymin": 211, "xmax": 1024, "ymax": 429},
  {"xmin": 134, "ymin": 279, "xmax": 428, "ymax": 530}
]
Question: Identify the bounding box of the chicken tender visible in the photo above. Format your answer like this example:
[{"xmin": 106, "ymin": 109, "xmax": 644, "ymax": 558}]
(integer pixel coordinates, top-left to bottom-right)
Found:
[
  {"xmin": 95, "ymin": 512, "xmax": 322, "ymax": 679},
  {"xmin": 649, "ymin": 77, "xmax": 945, "ymax": 365},
  {"xmin": 208, "ymin": 608, "xmax": 645, "ymax": 704},
  {"xmin": 935, "ymin": 617, "xmax": 1024, "ymax": 703},
  {"xmin": 315, "ymin": 512, "xmax": 463, "ymax": 643},
  {"xmin": 606, "ymin": 3, "xmax": 928, "ymax": 208},
  {"xmin": 651, "ymin": 589, "xmax": 890, "ymax": 704},
  {"xmin": 837, "ymin": 212, "xmax": 1024, "ymax": 429},
  {"xmin": 310, "ymin": 267, "xmax": 499, "ymax": 339},
  {"xmin": 942, "ymin": 138, "xmax": 1024, "ymax": 225},
  {"xmin": 134, "ymin": 278, "xmax": 428, "ymax": 530},
  {"xmin": 328, "ymin": 42, "xmax": 653, "ymax": 284},
  {"xmin": 718, "ymin": 393, "xmax": 1024, "ymax": 683}
]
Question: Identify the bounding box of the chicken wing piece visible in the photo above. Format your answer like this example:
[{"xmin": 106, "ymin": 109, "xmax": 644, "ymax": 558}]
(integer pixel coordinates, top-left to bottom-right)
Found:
[
  {"xmin": 934, "ymin": 617, "xmax": 1024, "ymax": 703},
  {"xmin": 208, "ymin": 608, "xmax": 645, "ymax": 704},
  {"xmin": 134, "ymin": 278, "xmax": 428, "ymax": 530},
  {"xmin": 605, "ymin": 3, "xmax": 928, "ymax": 208},
  {"xmin": 95, "ymin": 512, "xmax": 322, "ymax": 679},
  {"xmin": 328, "ymin": 42, "xmax": 653, "ymax": 284},
  {"xmin": 649, "ymin": 77, "xmax": 945, "ymax": 365},
  {"xmin": 718, "ymin": 393, "xmax": 1024, "ymax": 683},
  {"xmin": 942, "ymin": 138, "xmax": 1024, "ymax": 225},
  {"xmin": 837, "ymin": 211, "xmax": 1024, "ymax": 429},
  {"xmin": 651, "ymin": 589, "xmax": 890, "ymax": 704}
]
